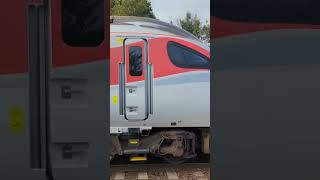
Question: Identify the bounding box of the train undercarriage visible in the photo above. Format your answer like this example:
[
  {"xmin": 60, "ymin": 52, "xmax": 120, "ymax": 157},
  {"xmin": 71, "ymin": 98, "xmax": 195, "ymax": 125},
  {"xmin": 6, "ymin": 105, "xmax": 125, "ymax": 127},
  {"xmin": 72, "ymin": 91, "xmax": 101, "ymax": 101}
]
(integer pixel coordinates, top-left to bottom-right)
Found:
[{"xmin": 110, "ymin": 128, "xmax": 210, "ymax": 164}]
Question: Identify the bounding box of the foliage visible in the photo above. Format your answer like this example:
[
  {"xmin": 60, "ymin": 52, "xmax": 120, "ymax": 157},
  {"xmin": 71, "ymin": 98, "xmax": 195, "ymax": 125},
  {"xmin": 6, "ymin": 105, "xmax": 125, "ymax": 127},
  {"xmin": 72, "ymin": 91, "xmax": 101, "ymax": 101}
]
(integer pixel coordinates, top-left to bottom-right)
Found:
[
  {"xmin": 178, "ymin": 12, "xmax": 210, "ymax": 43},
  {"xmin": 110, "ymin": 1, "xmax": 209, "ymax": 42},
  {"xmin": 111, "ymin": 0, "xmax": 156, "ymax": 18}
]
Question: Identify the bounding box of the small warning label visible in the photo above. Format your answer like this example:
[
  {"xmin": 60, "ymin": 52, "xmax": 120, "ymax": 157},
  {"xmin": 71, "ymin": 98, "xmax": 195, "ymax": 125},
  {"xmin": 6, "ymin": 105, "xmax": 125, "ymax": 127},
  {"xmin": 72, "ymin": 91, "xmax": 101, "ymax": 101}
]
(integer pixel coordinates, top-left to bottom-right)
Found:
[
  {"xmin": 117, "ymin": 37, "xmax": 123, "ymax": 45},
  {"xmin": 8, "ymin": 106, "xmax": 25, "ymax": 133},
  {"xmin": 112, "ymin": 95, "xmax": 118, "ymax": 104}
]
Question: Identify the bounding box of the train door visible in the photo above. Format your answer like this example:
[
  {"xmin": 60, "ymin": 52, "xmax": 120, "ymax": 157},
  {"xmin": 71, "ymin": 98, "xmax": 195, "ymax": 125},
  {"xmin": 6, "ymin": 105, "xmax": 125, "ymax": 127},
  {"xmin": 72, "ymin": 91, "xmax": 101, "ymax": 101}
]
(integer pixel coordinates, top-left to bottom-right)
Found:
[
  {"xmin": 46, "ymin": 0, "xmax": 108, "ymax": 179},
  {"xmin": 1, "ymin": 0, "xmax": 108, "ymax": 179},
  {"xmin": 119, "ymin": 38, "xmax": 153, "ymax": 121}
]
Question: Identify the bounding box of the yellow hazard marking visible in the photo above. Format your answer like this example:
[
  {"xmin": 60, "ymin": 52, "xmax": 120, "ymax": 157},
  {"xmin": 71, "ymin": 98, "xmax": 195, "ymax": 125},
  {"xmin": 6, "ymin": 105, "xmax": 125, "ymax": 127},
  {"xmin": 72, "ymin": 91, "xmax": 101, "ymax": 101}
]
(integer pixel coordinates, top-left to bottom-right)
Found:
[
  {"xmin": 112, "ymin": 95, "xmax": 118, "ymax": 104},
  {"xmin": 117, "ymin": 37, "xmax": 123, "ymax": 45},
  {"xmin": 129, "ymin": 139, "xmax": 139, "ymax": 145},
  {"xmin": 8, "ymin": 106, "xmax": 25, "ymax": 133},
  {"xmin": 130, "ymin": 156, "xmax": 147, "ymax": 161}
]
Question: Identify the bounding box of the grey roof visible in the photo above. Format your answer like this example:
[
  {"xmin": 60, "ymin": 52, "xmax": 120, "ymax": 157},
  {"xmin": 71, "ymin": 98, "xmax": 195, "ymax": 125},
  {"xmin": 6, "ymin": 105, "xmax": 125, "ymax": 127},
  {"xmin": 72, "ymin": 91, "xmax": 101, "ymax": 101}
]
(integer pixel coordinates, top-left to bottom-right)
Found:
[{"xmin": 110, "ymin": 16, "xmax": 200, "ymax": 41}]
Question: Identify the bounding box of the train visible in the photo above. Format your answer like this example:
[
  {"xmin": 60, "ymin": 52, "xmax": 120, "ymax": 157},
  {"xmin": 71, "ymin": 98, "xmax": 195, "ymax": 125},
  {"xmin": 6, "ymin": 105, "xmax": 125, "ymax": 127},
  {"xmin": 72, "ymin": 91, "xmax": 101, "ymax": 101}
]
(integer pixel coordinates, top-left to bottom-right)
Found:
[
  {"xmin": 1, "ymin": 0, "xmax": 210, "ymax": 177},
  {"xmin": 2, "ymin": 0, "xmax": 320, "ymax": 179},
  {"xmin": 109, "ymin": 16, "xmax": 211, "ymax": 163}
]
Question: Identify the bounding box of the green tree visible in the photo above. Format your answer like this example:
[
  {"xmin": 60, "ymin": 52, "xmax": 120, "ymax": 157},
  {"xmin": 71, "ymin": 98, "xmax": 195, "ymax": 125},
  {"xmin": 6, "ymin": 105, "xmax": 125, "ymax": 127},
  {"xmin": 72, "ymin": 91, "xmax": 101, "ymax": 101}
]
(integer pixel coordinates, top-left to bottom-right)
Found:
[
  {"xmin": 111, "ymin": 0, "xmax": 156, "ymax": 18},
  {"xmin": 200, "ymin": 21, "xmax": 210, "ymax": 42},
  {"xmin": 178, "ymin": 12, "xmax": 210, "ymax": 43}
]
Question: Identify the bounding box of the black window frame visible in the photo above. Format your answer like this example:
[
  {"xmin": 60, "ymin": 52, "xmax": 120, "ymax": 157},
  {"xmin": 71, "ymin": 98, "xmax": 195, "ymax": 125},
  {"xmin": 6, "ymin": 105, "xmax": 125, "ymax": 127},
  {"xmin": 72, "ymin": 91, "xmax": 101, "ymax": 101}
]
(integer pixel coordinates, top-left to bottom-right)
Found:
[
  {"xmin": 167, "ymin": 41, "xmax": 210, "ymax": 69},
  {"xmin": 129, "ymin": 46, "xmax": 143, "ymax": 76},
  {"xmin": 61, "ymin": 0, "xmax": 105, "ymax": 47}
]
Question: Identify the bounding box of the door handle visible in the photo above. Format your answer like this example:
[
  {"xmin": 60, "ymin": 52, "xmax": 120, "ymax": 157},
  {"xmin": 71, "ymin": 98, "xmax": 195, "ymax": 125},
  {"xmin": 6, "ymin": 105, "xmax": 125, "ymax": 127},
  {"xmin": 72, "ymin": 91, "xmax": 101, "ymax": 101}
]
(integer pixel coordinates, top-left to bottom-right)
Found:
[
  {"xmin": 148, "ymin": 64, "xmax": 153, "ymax": 115},
  {"xmin": 61, "ymin": 86, "xmax": 71, "ymax": 99},
  {"xmin": 118, "ymin": 63, "xmax": 125, "ymax": 115},
  {"xmin": 60, "ymin": 85, "xmax": 84, "ymax": 99}
]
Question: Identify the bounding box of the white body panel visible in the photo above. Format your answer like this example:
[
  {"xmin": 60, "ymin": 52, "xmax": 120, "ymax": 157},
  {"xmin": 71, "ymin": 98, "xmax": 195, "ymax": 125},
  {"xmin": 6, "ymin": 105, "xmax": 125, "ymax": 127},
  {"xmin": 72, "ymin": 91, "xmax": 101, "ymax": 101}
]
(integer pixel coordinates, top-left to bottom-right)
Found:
[{"xmin": 110, "ymin": 70, "xmax": 210, "ymax": 128}]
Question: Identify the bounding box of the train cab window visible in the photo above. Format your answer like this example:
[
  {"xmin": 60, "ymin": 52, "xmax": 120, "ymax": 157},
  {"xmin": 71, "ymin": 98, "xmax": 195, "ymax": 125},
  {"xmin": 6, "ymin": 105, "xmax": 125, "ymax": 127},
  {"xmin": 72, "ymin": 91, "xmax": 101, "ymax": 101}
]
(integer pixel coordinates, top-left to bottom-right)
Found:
[
  {"xmin": 167, "ymin": 41, "xmax": 210, "ymax": 69},
  {"xmin": 129, "ymin": 46, "xmax": 143, "ymax": 76},
  {"xmin": 62, "ymin": 0, "xmax": 104, "ymax": 47}
]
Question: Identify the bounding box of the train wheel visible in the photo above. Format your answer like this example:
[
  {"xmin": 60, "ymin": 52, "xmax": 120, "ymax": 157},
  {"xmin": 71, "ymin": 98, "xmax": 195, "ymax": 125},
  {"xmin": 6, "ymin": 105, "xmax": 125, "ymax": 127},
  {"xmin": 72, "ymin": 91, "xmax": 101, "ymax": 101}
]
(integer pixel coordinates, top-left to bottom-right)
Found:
[{"xmin": 159, "ymin": 131, "xmax": 197, "ymax": 164}]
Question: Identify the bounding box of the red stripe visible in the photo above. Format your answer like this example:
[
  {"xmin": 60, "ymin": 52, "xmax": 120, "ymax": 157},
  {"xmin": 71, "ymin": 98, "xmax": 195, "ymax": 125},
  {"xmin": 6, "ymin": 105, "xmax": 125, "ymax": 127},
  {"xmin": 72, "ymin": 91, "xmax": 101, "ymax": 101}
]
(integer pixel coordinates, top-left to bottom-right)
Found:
[
  {"xmin": 0, "ymin": 1, "xmax": 28, "ymax": 74},
  {"xmin": 110, "ymin": 37, "xmax": 209, "ymax": 85},
  {"xmin": 211, "ymin": 16, "xmax": 320, "ymax": 38}
]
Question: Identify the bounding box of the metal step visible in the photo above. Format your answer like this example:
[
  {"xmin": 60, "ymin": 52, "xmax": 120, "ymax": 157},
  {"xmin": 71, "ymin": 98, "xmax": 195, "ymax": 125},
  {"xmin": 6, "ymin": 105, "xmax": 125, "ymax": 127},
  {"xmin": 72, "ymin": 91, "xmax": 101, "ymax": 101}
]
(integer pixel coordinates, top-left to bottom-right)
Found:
[
  {"xmin": 129, "ymin": 155, "xmax": 147, "ymax": 162},
  {"xmin": 128, "ymin": 139, "xmax": 139, "ymax": 145},
  {"xmin": 128, "ymin": 128, "xmax": 140, "ymax": 147},
  {"xmin": 123, "ymin": 148, "xmax": 149, "ymax": 155}
]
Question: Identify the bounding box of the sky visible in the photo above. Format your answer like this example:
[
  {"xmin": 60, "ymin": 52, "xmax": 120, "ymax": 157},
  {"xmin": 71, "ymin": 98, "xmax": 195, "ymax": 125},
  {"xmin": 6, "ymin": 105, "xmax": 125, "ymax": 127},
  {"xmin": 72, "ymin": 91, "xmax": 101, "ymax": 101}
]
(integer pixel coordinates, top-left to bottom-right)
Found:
[{"xmin": 149, "ymin": 0, "xmax": 210, "ymax": 25}]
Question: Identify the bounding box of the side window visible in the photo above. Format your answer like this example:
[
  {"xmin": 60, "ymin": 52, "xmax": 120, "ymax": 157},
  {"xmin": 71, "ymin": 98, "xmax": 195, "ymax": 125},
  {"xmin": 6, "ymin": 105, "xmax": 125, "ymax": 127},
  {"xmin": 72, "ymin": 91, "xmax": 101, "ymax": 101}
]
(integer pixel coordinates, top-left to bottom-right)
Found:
[
  {"xmin": 129, "ymin": 46, "xmax": 143, "ymax": 76},
  {"xmin": 167, "ymin": 41, "xmax": 210, "ymax": 69},
  {"xmin": 62, "ymin": 0, "xmax": 104, "ymax": 47}
]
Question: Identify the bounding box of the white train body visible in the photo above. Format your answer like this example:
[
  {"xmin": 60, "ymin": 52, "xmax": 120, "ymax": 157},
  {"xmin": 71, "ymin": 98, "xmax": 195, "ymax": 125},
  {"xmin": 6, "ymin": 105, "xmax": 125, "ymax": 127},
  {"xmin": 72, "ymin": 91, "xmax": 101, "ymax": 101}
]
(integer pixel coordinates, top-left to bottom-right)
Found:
[
  {"xmin": 109, "ymin": 16, "xmax": 210, "ymax": 162},
  {"xmin": 110, "ymin": 16, "xmax": 210, "ymax": 132}
]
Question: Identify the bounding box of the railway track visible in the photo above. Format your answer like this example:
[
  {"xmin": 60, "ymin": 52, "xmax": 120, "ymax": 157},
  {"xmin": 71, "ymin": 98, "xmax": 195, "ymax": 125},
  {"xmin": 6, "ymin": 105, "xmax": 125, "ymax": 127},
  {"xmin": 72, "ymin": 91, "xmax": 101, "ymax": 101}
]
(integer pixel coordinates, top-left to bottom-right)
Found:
[
  {"xmin": 110, "ymin": 163, "xmax": 210, "ymax": 180},
  {"xmin": 110, "ymin": 154, "xmax": 210, "ymax": 179}
]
